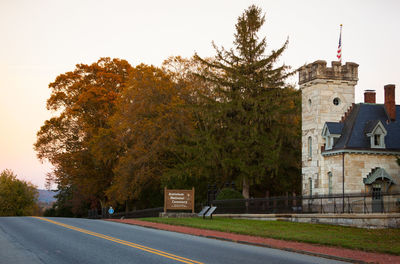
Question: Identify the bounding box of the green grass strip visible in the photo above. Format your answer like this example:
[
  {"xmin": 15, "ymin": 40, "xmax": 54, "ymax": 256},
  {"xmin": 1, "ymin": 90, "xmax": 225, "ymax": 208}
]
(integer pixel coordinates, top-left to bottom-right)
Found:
[{"xmin": 139, "ymin": 217, "xmax": 400, "ymax": 255}]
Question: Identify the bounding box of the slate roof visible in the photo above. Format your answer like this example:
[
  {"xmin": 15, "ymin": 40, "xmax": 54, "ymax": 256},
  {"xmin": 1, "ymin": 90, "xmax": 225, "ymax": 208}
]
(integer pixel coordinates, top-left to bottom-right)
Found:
[
  {"xmin": 363, "ymin": 120, "xmax": 381, "ymax": 134},
  {"xmin": 325, "ymin": 122, "xmax": 344, "ymax": 135},
  {"xmin": 324, "ymin": 104, "xmax": 400, "ymax": 152}
]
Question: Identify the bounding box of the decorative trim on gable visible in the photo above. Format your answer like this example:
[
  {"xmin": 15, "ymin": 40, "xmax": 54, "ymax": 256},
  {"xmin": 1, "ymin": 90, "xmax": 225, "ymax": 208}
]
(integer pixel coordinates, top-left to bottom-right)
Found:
[
  {"xmin": 366, "ymin": 120, "xmax": 387, "ymax": 149},
  {"xmin": 363, "ymin": 167, "xmax": 396, "ymax": 185},
  {"xmin": 322, "ymin": 123, "xmax": 342, "ymax": 150}
]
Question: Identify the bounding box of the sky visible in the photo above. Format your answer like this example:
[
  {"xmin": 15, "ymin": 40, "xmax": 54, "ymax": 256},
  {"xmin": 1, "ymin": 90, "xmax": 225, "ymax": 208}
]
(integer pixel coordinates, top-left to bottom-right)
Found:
[{"xmin": 1, "ymin": 0, "xmax": 399, "ymax": 189}]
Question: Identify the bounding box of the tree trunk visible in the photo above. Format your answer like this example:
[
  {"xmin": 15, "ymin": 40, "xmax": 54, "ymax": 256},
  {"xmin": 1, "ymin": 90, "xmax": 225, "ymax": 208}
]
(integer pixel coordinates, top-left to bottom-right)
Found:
[
  {"xmin": 100, "ymin": 199, "xmax": 106, "ymax": 212},
  {"xmin": 242, "ymin": 178, "xmax": 250, "ymax": 199}
]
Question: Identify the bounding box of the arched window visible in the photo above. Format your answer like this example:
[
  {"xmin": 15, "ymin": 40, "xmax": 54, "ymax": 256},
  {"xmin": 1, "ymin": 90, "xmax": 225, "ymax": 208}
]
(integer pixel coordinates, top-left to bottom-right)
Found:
[
  {"xmin": 308, "ymin": 136, "xmax": 312, "ymax": 159},
  {"xmin": 328, "ymin": 172, "xmax": 333, "ymax": 195}
]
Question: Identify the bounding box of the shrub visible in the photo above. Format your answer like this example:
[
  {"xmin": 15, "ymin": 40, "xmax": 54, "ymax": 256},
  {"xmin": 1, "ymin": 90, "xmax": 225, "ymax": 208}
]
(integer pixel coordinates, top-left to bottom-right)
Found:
[
  {"xmin": 0, "ymin": 169, "xmax": 38, "ymax": 216},
  {"xmin": 216, "ymin": 188, "xmax": 244, "ymax": 200}
]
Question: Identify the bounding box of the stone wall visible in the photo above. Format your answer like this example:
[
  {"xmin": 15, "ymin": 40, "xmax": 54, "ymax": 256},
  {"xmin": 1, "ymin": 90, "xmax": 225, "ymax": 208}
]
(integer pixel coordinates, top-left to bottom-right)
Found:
[
  {"xmin": 216, "ymin": 213, "xmax": 400, "ymax": 229},
  {"xmin": 159, "ymin": 212, "xmax": 197, "ymax": 218},
  {"xmin": 322, "ymin": 153, "xmax": 400, "ymax": 194}
]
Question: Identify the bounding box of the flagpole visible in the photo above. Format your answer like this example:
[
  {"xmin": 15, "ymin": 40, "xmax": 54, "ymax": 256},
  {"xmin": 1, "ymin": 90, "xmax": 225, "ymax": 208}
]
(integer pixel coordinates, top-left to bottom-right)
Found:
[{"xmin": 337, "ymin": 24, "xmax": 342, "ymax": 63}]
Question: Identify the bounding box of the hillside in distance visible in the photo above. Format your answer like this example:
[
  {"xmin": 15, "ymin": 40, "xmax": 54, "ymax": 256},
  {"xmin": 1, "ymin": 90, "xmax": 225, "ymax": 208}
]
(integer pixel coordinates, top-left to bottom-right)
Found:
[{"xmin": 37, "ymin": 189, "xmax": 58, "ymax": 204}]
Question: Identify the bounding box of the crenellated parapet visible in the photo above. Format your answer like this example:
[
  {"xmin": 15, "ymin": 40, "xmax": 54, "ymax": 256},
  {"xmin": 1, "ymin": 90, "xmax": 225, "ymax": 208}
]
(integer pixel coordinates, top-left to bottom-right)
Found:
[{"xmin": 299, "ymin": 60, "xmax": 359, "ymax": 85}]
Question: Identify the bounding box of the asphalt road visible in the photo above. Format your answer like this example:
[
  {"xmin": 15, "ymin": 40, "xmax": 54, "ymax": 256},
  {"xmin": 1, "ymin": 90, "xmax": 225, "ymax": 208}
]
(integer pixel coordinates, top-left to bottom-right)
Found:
[{"xmin": 0, "ymin": 217, "xmax": 348, "ymax": 264}]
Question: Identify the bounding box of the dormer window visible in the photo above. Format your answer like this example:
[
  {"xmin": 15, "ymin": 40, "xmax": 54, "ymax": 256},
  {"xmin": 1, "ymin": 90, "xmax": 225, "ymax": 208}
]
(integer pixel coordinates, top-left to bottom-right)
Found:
[
  {"xmin": 325, "ymin": 136, "xmax": 333, "ymax": 150},
  {"xmin": 371, "ymin": 131, "xmax": 385, "ymax": 148},
  {"xmin": 374, "ymin": 134, "xmax": 381, "ymax": 146},
  {"xmin": 322, "ymin": 122, "xmax": 343, "ymax": 151},
  {"xmin": 366, "ymin": 120, "xmax": 387, "ymax": 149}
]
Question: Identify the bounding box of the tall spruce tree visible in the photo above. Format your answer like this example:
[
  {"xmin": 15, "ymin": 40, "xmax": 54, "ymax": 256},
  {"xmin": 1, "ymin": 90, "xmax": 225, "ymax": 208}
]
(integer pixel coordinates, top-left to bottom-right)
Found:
[{"xmin": 194, "ymin": 5, "xmax": 300, "ymax": 198}]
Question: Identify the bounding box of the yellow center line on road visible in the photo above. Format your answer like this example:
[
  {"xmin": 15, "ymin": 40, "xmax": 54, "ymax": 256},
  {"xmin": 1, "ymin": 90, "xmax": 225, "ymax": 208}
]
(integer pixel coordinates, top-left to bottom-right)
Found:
[{"xmin": 33, "ymin": 217, "xmax": 204, "ymax": 264}]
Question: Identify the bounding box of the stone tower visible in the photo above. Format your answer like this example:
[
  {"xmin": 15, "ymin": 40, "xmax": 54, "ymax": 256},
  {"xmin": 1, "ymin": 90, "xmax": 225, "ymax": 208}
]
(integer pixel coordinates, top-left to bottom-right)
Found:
[{"xmin": 299, "ymin": 61, "xmax": 358, "ymax": 196}]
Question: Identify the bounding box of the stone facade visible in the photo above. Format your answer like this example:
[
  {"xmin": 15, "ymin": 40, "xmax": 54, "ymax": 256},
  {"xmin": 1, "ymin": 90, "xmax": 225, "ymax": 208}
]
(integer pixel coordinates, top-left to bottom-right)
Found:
[
  {"xmin": 300, "ymin": 61, "xmax": 358, "ymax": 195},
  {"xmin": 322, "ymin": 154, "xmax": 400, "ymax": 194},
  {"xmin": 300, "ymin": 60, "xmax": 400, "ymax": 196}
]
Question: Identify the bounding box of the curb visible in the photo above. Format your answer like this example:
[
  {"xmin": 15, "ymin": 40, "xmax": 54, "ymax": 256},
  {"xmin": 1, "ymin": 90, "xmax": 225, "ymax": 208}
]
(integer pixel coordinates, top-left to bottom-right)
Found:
[
  {"xmin": 204, "ymin": 235, "xmax": 367, "ymax": 264},
  {"xmin": 105, "ymin": 219, "xmax": 372, "ymax": 264}
]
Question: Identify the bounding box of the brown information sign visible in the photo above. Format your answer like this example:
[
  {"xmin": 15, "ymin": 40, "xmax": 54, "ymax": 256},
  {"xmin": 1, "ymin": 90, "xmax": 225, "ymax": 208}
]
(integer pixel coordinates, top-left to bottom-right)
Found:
[{"xmin": 164, "ymin": 187, "xmax": 195, "ymax": 213}]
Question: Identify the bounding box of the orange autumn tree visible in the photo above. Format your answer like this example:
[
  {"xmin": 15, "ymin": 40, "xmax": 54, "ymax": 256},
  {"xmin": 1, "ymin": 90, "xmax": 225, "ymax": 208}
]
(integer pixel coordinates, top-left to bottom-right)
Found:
[
  {"xmin": 106, "ymin": 64, "xmax": 194, "ymax": 209},
  {"xmin": 35, "ymin": 58, "xmax": 132, "ymax": 216}
]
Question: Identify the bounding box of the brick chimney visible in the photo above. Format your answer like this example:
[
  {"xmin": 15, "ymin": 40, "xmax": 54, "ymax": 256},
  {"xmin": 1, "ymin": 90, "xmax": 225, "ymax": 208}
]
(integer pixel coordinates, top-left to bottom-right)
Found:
[
  {"xmin": 364, "ymin": 90, "xmax": 376, "ymax": 103},
  {"xmin": 384, "ymin": 84, "xmax": 396, "ymax": 121}
]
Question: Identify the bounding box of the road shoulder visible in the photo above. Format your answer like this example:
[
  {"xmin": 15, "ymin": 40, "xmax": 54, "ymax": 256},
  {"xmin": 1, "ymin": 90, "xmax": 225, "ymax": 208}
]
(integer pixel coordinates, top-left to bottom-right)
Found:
[
  {"xmin": 0, "ymin": 223, "xmax": 43, "ymax": 264},
  {"xmin": 105, "ymin": 218, "xmax": 400, "ymax": 264}
]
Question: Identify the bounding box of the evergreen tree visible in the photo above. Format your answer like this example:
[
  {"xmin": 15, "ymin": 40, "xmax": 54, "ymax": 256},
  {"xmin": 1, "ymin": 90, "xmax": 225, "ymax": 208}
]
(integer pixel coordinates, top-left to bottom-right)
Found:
[{"xmin": 194, "ymin": 5, "xmax": 300, "ymax": 198}]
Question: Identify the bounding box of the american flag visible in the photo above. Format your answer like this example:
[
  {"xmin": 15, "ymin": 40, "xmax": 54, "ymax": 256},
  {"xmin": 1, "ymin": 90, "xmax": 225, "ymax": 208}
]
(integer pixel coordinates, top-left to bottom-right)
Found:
[{"xmin": 337, "ymin": 24, "xmax": 342, "ymax": 62}]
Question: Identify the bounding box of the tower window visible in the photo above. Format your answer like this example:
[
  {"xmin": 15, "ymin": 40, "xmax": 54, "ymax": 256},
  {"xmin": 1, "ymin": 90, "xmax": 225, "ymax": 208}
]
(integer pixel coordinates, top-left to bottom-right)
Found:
[
  {"xmin": 328, "ymin": 172, "xmax": 333, "ymax": 195},
  {"xmin": 315, "ymin": 173, "xmax": 319, "ymax": 188},
  {"xmin": 333, "ymin": 97, "xmax": 341, "ymax": 106},
  {"xmin": 308, "ymin": 99, "xmax": 312, "ymax": 106},
  {"xmin": 308, "ymin": 136, "xmax": 312, "ymax": 159}
]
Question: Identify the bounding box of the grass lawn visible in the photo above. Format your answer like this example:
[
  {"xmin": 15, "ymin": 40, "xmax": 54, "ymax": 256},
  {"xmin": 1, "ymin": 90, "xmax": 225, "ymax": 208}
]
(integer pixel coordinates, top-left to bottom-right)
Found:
[{"xmin": 139, "ymin": 217, "xmax": 400, "ymax": 255}]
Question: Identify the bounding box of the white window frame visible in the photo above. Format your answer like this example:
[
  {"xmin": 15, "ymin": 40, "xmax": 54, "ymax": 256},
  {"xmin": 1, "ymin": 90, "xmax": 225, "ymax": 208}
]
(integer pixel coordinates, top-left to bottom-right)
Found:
[
  {"xmin": 308, "ymin": 136, "xmax": 312, "ymax": 159},
  {"xmin": 367, "ymin": 121, "xmax": 387, "ymax": 149},
  {"xmin": 322, "ymin": 124, "xmax": 341, "ymax": 151}
]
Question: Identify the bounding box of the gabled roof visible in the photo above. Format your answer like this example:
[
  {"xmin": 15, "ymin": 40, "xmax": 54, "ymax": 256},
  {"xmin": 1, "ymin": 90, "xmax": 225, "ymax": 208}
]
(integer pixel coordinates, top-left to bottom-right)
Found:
[
  {"xmin": 364, "ymin": 120, "xmax": 387, "ymax": 135},
  {"xmin": 363, "ymin": 167, "xmax": 396, "ymax": 185},
  {"xmin": 324, "ymin": 122, "xmax": 344, "ymax": 135},
  {"xmin": 364, "ymin": 120, "xmax": 380, "ymax": 134},
  {"xmin": 325, "ymin": 104, "xmax": 400, "ymax": 151}
]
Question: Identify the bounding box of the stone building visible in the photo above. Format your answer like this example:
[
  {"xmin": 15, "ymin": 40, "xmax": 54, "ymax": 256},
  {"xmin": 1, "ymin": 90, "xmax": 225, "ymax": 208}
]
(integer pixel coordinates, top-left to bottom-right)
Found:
[{"xmin": 299, "ymin": 60, "xmax": 400, "ymax": 200}]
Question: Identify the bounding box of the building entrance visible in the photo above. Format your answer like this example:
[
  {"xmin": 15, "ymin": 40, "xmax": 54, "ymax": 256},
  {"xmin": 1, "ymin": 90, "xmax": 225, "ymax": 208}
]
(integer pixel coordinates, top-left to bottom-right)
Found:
[{"xmin": 372, "ymin": 183, "xmax": 383, "ymax": 213}]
